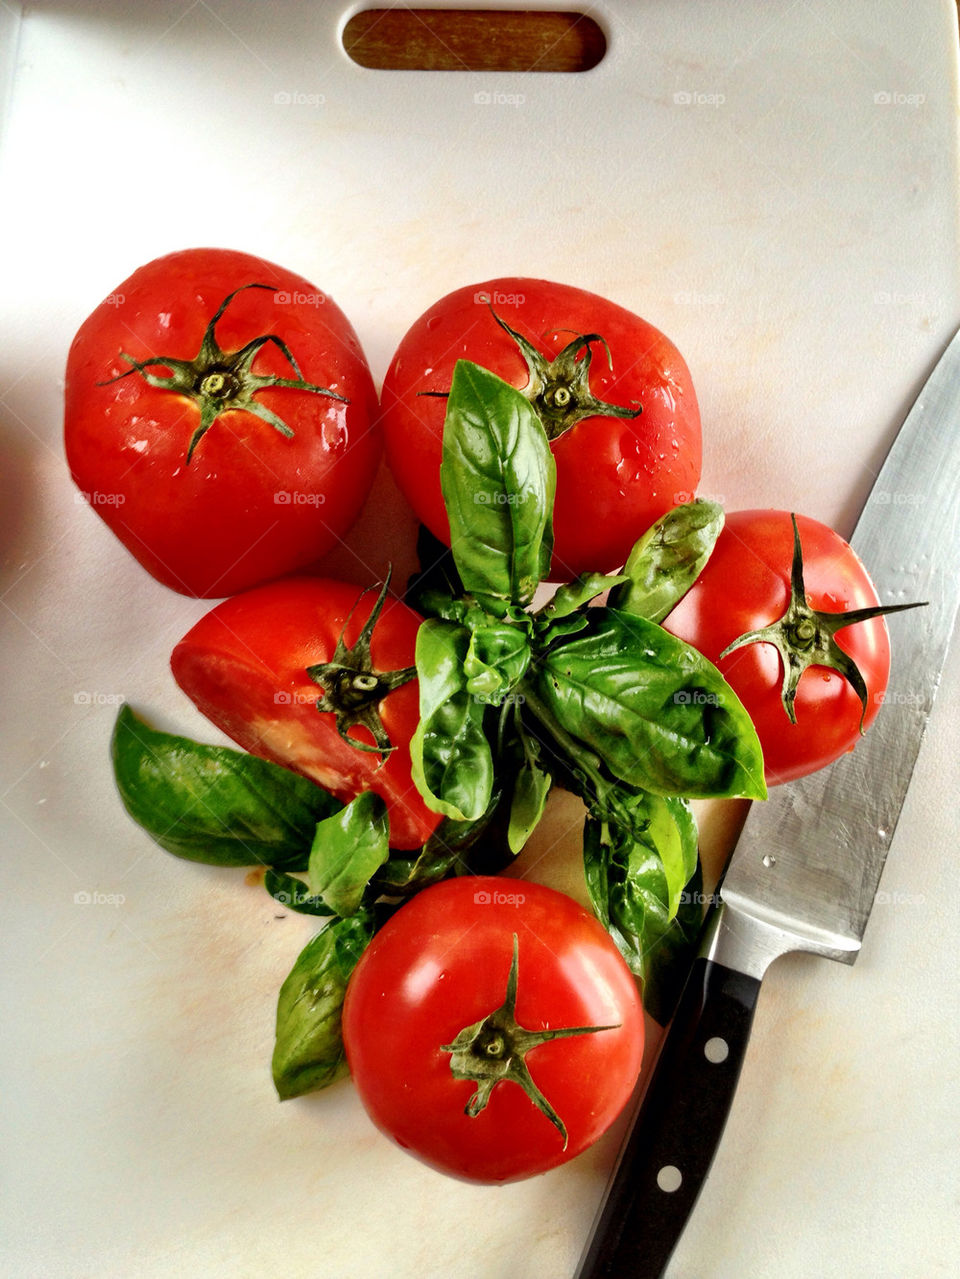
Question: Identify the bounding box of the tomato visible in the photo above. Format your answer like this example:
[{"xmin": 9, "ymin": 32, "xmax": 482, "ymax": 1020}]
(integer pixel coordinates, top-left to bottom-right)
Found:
[
  {"xmin": 64, "ymin": 247, "xmax": 380, "ymax": 597},
  {"xmin": 663, "ymin": 510, "xmax": 899, "ymax": 785},
  {"xmin": 170, "ymin": 575, "xmax": 440, "ymax": 850},
  {"xmin": 342, "ymin": 876, "xmax": 644, "ymax": 1183},
  {"xmin": 379, "ymin": 278, "xmax": 701, "ymax": 580}
]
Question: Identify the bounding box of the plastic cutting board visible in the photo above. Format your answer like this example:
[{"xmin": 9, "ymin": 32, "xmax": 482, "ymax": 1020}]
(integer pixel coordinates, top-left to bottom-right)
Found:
[{"xmin": 1, "ymin": 3, "xmax": 958, "ymax": 1276}]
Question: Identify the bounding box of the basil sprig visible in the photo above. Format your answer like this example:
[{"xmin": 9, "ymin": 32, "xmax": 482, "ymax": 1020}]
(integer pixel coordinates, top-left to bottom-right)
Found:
[
  {"xmin": 111, "ymin": 354, "xmax": 766, "ymax": 1088},
  {"xmin": 409, "ymin": 358, "xmax": 766, "ymax": 1014}
]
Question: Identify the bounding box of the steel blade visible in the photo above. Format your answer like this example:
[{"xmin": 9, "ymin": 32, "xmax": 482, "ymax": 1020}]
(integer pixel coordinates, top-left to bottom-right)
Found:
[{"xmin": 721, "ymin": 326, "xmax": 960, "ymax": 959}]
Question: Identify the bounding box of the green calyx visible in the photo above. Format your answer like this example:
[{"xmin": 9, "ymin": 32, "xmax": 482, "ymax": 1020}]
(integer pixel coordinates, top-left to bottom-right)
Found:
[
  {"xmin": 440, "ymin": 934, "xmax": 619, "ymax": 1147},
  {"xmin": 488, "ymin": 308, "xmax": 641, "ymax": 440},
  {"xmin": 419, "ymin": 307, "xmax": 641, "ymax": 442},
  {"xmin": 306, "ymin": 572, "xmax": 416, "ymax": 757},
  {"xmin": 99, "ymin": 283, "xmax": 348, "ymax": 463},
  {"xmin": 720, "ymin": 514, "xmax": 924, "ymax": 730}
]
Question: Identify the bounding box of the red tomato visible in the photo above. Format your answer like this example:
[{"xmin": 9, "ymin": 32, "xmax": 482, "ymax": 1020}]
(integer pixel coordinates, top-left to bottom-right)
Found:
[
  {"xmin": 170, "ymin": 576, "xmax": 440, "ymax": 850},
  {"xmin": 663, "ymin": 510, "xmax": 894, "ymax": 785},
  {"xmin": 379, "ymin": 278, "xmax": 701, "ymax": 580},
  {"xmin": 64, "ymin": 247, "xmax": 381, "ymax": 597},
  {"xmin": 342, "ymin": 877, "xmax": 644, "ymax": 1183}
]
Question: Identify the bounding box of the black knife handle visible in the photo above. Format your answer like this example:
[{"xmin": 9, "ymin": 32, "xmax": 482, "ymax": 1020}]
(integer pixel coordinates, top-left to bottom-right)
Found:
[{"xmin": 575, "ymin": 957, "xmax": 761, "ymax": 1279}]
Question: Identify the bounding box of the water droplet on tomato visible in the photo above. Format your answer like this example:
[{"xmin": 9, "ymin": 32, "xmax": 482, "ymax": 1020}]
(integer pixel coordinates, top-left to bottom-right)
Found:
[{"xmin": 615, "ymin": 430, "xmax": 646, "ymax": 487}]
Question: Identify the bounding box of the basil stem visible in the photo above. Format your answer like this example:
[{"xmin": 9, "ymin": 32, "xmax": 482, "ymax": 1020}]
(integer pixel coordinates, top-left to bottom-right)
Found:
[{"xmin": 373, "ymin": 804, "xmax": 500, "ymax": 896}]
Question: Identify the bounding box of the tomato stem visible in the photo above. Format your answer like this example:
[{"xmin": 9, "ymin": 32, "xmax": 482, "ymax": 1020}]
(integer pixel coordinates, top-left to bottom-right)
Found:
[
  {"xmin": 719, "ymin": 514, "xmax": 925, "ymax": 729},
  {"xmin": 306, "ymin": 570, "xmax": 416, "ymax": 757},
  {"xmin": 416, "ymin": 307, "xmax": 642, "ymax": 441},
  {"xmin": 440, "ymin": 933, "xmax": 619, "ymax": 1147}
]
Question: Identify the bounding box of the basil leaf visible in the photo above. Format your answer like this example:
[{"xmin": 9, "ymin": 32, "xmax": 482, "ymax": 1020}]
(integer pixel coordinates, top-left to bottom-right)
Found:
[
  {"xmin": 640, "ymin": 861, "xmax": 707, "ymax": 1023},
  {"xmin": 609, "ymin": 500, "xmax": 724, "ymax": 622},
  {"xmin": 538, "ymin": 572, "xmax": 629, "ymax": 623},
  {"xmin": 536, "ymin": 610, "xmax": 592, "ymax": 648},
  {"xmin": 304, "ymin": 791, "xmax": 389, "ymax": 917},
  {"xmin": 440, "ymin": 360, "xmax": 555, "ymax": 605},
  {"xmin": 612, "ymin": 791, "xmax": 699, "ymax": 921},
  {"xmin": 530, "ymin": 608, "xmax": 767, "ymax": 800},
  {"xmin": 272, "ymin": 910, "xmax": 375, "ymax": 1100},
  {"xmin": 649, "ymin": 794, "xmax": 698, "ymax": 920},
  {"xmin": 584, "ymin": 817, "xmax": 705, "ymax": 1024},
  {"xmin": 263, "ymin": 868, "xmax": 335, "ymax": 916},
  {"xmin": 411, "ymin": 618, "xmax": 494, "ymax": 821},
  {"xmin": 507, "ymin": 756, "xmax": 552, "ymax": 855},
  {"xmin": 463, "ymin": 622, "xmax": 531, "ymax": 701},
  {"xmin": 111, "ymin": 705, "xmax": 340, "ymax": 868}
]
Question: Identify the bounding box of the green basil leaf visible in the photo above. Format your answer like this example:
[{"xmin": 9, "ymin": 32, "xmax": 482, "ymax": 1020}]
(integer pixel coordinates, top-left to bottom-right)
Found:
[
  {"xmin": 306, "ymin": 791, "xmax": 390, "ymax": 917},
  {"xmin": 411, "ymin": 618, "xmax": 494, "ymax": 821},
  {"xmin": 538, "ymin": 572, "xmax": 630, "ymax": 623},
  {"xmin": 464, "ymin": 622, "xmax": 531, "ymax": 701},
  {"xmin": 609, "ymin": 500, "xmax": 724, "ymax": 622},
  {"xmin": 536, "ymin": 610, "xmax": 592, "ymax": 648},
  {"xmin": 507, "ymin": 757, "xmax": 552, "ymax": 855},
  {"xmin": 263, "ymin": 868, "xmax": 336, "ymax": 916},
  {"xmin": 584, "ymin": 818, "xmax": 705, "ymax": 1024},
  {"xmin": 613, "ymin": 791, "xmax": 699, "ymax": 921},
  {"xmin": 640, "ymin": 864, "xmax": 705, "ymax": 1025},
  {"xmin": 440, "ymin": 360, "xmax": 555, "ymax": 605},
  {"xmin": 272, "ymin": 909, "xmax": 375, "ymax": 1100},
  {"xmin": 111, "ymin": 705, "xmax": 340, "ymax": 868},
  {"xmin": 530, "ymin": 608, "xmax": 767, "ymax": 800}
]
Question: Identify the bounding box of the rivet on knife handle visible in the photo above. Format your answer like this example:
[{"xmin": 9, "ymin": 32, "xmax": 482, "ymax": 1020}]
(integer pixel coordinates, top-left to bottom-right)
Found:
[{"xmin": 574, "ymin": 931, "xmax": 761, "ymax": 1279}]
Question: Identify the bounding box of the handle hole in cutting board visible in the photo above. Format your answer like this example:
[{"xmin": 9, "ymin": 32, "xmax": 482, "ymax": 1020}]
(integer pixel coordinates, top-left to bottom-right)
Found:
[{"xmin": 343, "ymin": 9, "xmax": 605, "ymax": 72}]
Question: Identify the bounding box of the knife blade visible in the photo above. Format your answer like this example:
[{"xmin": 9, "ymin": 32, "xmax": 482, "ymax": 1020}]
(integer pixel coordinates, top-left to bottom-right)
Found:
[{"xmin": 575, "ymin": 323, "xmax": 960, "ymax": 1279}]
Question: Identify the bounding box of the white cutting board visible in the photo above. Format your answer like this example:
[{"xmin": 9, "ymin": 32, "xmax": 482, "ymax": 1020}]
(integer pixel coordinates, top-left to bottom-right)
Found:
[{"xmin": 1, "ymin": 3, "xmax": 958, "ymax": 1277}]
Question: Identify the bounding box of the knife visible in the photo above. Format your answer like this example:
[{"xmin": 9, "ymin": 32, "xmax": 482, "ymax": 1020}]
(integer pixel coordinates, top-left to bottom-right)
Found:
[{"xmin": 575, "ymin": 323, "xmax": 960, "ymax": 1279}]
